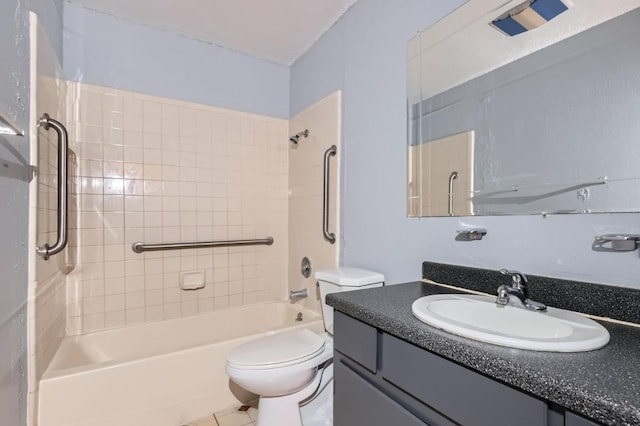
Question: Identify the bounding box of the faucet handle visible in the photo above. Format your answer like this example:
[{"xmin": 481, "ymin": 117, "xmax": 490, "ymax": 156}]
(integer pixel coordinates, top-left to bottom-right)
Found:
[
  {"xmin": 496, "ymin": 286, "xmax": 509, "ymax": 305},
  {"xmin": 497, "ymin": 269, "xmax": 546, "ymax": 312},
  {"xmin": 499, "ymin": 269, "xmax": 528, "ymax": 286}
]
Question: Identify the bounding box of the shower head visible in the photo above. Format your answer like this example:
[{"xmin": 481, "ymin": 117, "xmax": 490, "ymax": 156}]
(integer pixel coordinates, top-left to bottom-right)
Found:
[{"xmin": 289, "ymin": 129, "xmax": 309, "ymax": 145}]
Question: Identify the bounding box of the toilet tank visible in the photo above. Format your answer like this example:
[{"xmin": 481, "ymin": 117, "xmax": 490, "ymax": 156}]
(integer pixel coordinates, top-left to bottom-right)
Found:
[{"xmin": 315, "ymin": 267, "xmax": 384, "ymax": 334}]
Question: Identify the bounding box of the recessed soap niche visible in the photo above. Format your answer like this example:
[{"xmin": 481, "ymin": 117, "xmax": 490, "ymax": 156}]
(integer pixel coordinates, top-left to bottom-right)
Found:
[{"xmin": 180, "ymin": 271, "xmax": 206, "ymax": 290}]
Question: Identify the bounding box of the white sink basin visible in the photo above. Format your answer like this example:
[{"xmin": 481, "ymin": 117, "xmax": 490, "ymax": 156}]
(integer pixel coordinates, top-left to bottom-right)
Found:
[{"xmin": 412, "ymin": 294, "xmax": 610, "ymax": 352}]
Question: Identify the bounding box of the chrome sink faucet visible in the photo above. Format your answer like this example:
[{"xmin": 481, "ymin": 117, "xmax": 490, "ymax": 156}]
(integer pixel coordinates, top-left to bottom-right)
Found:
[{"xmin": 496, "ymin": 269, "xmax": 547, "ymax": 312}]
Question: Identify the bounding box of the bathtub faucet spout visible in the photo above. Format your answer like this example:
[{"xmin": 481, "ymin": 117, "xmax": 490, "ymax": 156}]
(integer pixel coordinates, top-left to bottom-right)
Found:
[{"xmin": 289, "ymin": 289, "xmax": 308, "ymax": 300}]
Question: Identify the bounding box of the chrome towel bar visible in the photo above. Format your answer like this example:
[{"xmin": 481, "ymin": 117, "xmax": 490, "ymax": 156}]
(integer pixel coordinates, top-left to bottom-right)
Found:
[
  {"xmin": 323, "ymin": 145, "xmax": 337, "ymax": 244},
  {"xmin": 131, "ymin": 237, "xmax": 274, "ymax": 253},
  {"xmin": 37, "ymin": 113, "xmax": 69, "ymax": 260}
]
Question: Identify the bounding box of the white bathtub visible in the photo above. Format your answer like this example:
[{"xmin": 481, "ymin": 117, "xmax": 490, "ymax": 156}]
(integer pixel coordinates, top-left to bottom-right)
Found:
[{"xmin": 38, "ymin": 302, "xmax": 324, "ymax": 426}]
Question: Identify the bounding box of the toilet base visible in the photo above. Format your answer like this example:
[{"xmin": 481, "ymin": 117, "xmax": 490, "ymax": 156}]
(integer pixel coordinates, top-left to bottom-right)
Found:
[
  {"xmin": 300, "ymin": 380, "xmax": 333, "ymax": 426},
  {"xmin": 257, "ymin": 394, "xmax": 304, "ymax": 426},
  {"xmin": 256, "ymin": 363, "xmax": 333, "ymax": 426}
]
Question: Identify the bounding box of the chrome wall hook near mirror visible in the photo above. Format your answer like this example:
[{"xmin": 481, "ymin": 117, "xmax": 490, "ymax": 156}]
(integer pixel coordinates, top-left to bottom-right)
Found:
[
  {"xmin": 593, "ymin": 234, "xmax": 640, "ymax": 252},
  {"xmin": 36, "ymin": 114, "xmax": 69, "ymax": 260},
  {"xmin": 456, "ymin": 228, "xmax": 487, "ymax": 241}
]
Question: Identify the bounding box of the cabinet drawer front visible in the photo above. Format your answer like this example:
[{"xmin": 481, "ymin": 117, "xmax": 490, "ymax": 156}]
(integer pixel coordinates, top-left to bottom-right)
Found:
[
  {"xmin": 566, "ymin": 412, "xmax": 603, "ymax": 426},
  {"xmin": 334, "ymin": 311, "xmax": 378, "ymax": 372},
  {"xmin": 383, "ymin": 335, "xmax": 547, "ymax": 426},
  {"xmin": 335, "ymin": 360, "xmax": 427, "ymax": 426}
]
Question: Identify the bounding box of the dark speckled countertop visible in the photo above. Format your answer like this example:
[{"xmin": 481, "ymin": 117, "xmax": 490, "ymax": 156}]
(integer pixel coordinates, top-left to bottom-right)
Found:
[{"xmin": 326, "ymin": 282, "xmax": 640, "ymax": 426}]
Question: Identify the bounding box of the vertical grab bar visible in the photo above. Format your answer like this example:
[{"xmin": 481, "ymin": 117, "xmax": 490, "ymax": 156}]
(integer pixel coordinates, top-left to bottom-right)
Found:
[
  {"xmin": 37, "ymin": 113, "xmax": 68, "ymax": 260},
  {"xmin": 448, "ymin": 171, "xmax": 458, "ymax": 217},
  {"xmin": 323, "ymin": 145, "xmax": 337, "ymax": 244}
]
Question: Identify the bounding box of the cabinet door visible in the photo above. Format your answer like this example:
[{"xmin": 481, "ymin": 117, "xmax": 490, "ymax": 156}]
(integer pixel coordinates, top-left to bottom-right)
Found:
[
  {"xmin": 383, "ymin": 335, "xmax": 548, "ymax": 426},
  {"xmin": 335, "ymin": 359, "xmax": 427, "ymax": 426},
  {"xmin": 334, "ymin": 311, "xmax": 378, "ymax": 372},
  {"xmin": 565, "ymin": 412, "xmax": 604, "ymax": 426}
]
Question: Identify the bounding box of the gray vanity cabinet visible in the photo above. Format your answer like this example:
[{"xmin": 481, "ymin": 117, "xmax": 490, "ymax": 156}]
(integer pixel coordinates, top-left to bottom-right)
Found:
[
  {"xmin": 383, "ymin": 334, "xmax": 547, "ymax": 425},
  {"xmin": 334, "ymin": 360, "xmax": 426, "ymax": 426},
  {"xmin": 333, "ymin": 311, "xmax": 604, "ymax": 426}
]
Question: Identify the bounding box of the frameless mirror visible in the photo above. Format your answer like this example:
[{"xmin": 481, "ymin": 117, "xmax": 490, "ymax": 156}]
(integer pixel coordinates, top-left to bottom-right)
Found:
[{"xmin": 407, "ymin": 1, "xmax": 640, "ymax": 217}]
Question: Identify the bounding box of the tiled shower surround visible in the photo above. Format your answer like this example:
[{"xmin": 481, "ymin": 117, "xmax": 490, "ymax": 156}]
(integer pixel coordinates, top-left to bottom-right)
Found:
[
  {"xmin": 65, "ymin": 82, "xmax": 290, "ymax": 334},
  {"xmin": 288, "ymin": 92, "xmax": 340, "ymax": 312}
]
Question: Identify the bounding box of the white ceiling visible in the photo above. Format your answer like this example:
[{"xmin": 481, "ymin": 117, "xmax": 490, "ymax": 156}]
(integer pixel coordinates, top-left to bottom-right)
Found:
[{"xmin": 65, "ymin": 0, "xmax": 359, "ymax": 65}]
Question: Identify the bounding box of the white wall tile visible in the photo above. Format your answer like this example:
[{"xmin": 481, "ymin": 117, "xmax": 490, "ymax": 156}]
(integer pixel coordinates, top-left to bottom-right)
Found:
[
  {"xmin": 66, "ymin": 82, "xmax": 289, "ymax": 334},
  {"xmin": 288, "ymin": 92, "xmax": 341, "ymax": 314}
]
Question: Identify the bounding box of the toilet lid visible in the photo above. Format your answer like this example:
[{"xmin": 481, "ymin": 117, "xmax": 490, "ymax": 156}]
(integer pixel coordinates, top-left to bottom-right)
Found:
[{"xmin": 227, "ymin": 329, "xmax": 325, "ymax": 369}]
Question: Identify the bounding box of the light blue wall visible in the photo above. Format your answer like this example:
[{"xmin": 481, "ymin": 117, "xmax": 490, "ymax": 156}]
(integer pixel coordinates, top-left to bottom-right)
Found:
[
  {"xmin": 0, "ymin": 1, "xmax": 63, "ymax": 424},
  {"xmin": 63, "ymin": 3, "xmax": 290, "ymax": 119},
  {"xmin": 290, "ymin": 0, "xmax": 640, "ymax": 289}
]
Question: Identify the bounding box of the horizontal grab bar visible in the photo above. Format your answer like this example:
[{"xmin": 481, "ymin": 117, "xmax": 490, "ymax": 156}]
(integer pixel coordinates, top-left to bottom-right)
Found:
[{"xmin": 132, "ymin": 237, "xmax": 274, "ymax": 253}]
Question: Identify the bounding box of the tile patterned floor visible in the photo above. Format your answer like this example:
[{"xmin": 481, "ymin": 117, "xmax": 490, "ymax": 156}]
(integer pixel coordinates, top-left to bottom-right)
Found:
[{"xmin": 187, "ymin": 405, "xmax": 258, "ymax": 426}]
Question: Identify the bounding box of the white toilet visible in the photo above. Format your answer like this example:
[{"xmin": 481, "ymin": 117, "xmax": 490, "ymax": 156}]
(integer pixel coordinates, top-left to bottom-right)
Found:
[{"xmin": 226, "ymin": 267, "xmax": 384, "ymax": 426}]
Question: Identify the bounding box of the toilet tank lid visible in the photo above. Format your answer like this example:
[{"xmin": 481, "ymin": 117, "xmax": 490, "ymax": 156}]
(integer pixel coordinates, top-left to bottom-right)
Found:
[{"xmin": 315, "ymin": 267, "xmax": 384, "ymax": 287}]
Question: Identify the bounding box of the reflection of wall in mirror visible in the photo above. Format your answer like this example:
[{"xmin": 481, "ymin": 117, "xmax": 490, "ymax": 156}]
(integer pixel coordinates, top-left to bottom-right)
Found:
[
  {"xmin": 418, "ymin": 131, "xmax": 474, "ymax": 217},
  {"xmin": 407, "ymin": 143, "xmax": 421, "ymax": 216},
  {"xmin": 409, "ymin": 7, "xmax": 640, "ymax": 216}
]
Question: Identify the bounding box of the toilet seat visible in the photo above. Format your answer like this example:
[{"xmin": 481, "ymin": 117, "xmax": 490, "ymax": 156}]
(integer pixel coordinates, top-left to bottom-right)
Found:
[{"xmin": 227, "ymin": 329, "xmax": 326, "ymax": 370}]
